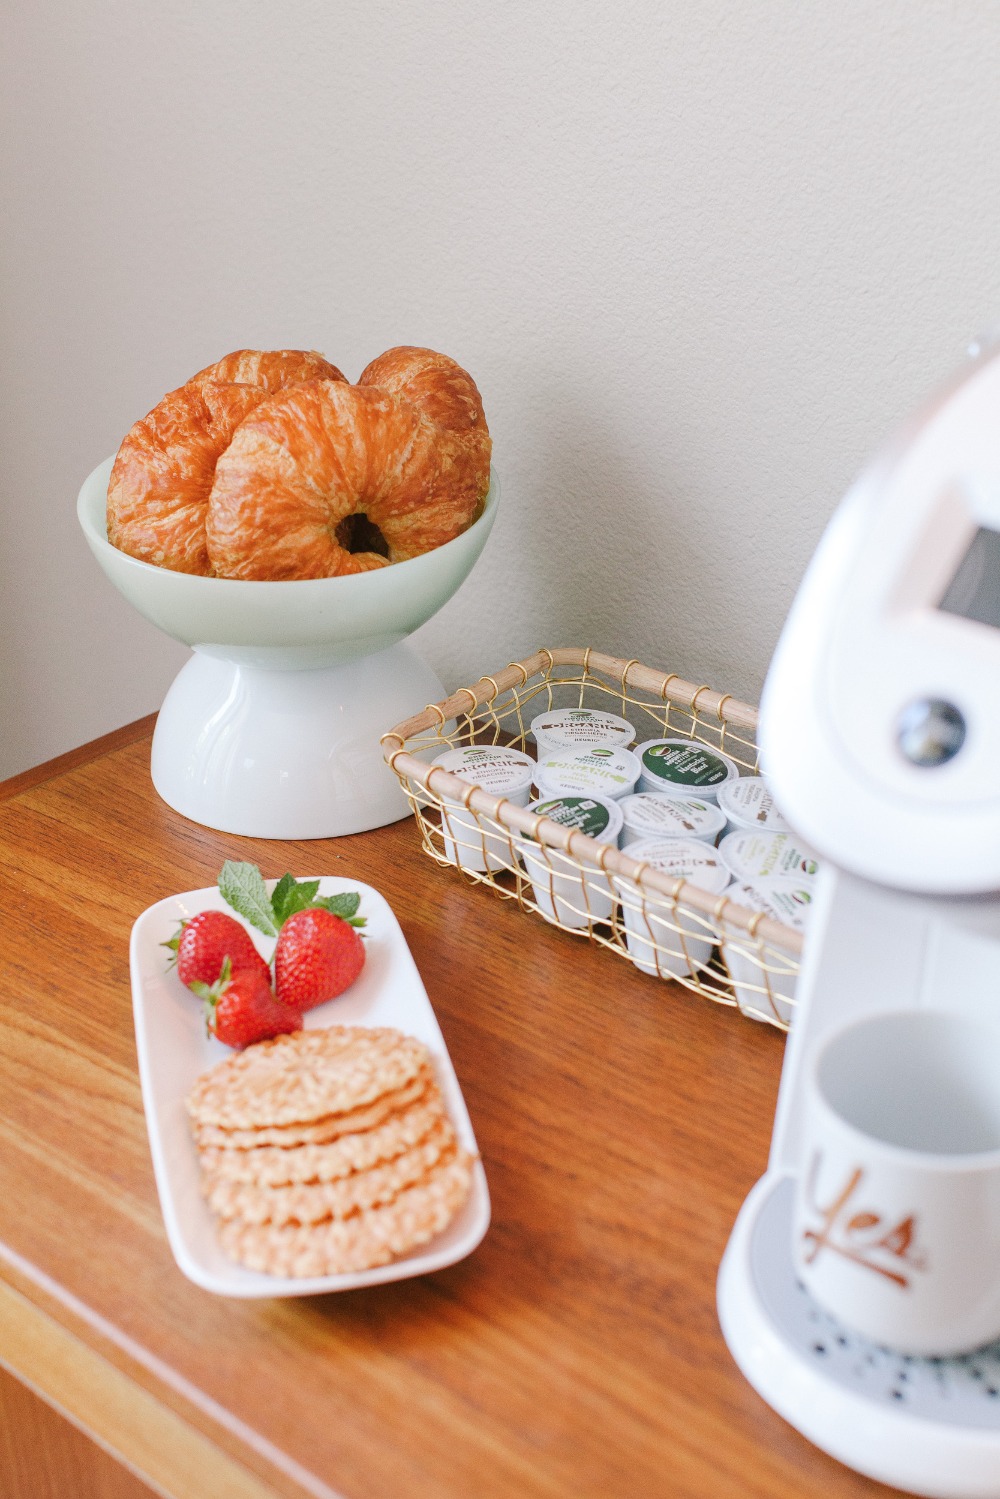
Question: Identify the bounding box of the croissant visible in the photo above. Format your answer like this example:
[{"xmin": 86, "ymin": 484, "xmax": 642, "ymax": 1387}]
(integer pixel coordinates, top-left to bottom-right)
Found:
[
  {"xmin": 206, "ymin": 348, "xmax": 491, "ymax": 579},
  {"xmin": 107, "ymin": 349, "xmax": 346, "ymax": 575},
  {"xmin": 107, "ymin": 346, "xmax": 490, "ymax": 580},
  {"xmin": 190, "ymin": 349, "xmax": 347, "ymax": 393}
]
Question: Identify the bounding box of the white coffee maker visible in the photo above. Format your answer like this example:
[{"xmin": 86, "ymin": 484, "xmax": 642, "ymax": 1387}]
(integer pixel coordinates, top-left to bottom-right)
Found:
[{"xmin": 717, "ymin": 338, "xmax": 1000, "ymax": 1497}]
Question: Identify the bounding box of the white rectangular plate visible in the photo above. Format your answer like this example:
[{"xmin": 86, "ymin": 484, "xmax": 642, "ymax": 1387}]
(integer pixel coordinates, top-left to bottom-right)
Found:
[{"xmin": 129, "ymin": 877, "xmax": 490, "ymax": 1297}]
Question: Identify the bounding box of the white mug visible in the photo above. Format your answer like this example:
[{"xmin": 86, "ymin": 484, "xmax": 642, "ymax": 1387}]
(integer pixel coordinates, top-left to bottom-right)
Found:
[{"xmin": 793, "ymin": 1009, "xmax": 1000, "ymax": 1356}]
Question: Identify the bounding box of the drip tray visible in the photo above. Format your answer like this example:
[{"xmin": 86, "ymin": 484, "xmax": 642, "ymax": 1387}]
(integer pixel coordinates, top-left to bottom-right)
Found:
[
  {"xmin": 719, "ymin": 1174, "xmax": 1000, "ymax": 1497},
  {"xmin": 753, "ymin": 1176, "xmax": 1000, "ymax": 1428}
]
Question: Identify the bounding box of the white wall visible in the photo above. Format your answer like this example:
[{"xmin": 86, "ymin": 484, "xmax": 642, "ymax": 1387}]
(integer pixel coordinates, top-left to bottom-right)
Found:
[{"xmin": 2, "ymin": 1, "xmax": 999, "ymax": 778}]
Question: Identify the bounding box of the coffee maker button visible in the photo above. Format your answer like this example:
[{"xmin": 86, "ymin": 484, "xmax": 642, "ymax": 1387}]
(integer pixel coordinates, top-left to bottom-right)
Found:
[{"xmin": 896, "ymin": 698, "xmax": 966, "ymax": 767}]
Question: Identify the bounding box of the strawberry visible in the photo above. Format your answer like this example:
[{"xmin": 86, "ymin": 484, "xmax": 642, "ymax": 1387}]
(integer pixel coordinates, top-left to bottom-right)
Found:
[
  {"xmin": 274, "ymin": 907, "xmax": 366, "ymax": 1011},
  {"xmin": 163, "ymin": 910, "xmax": 270, "ymax": 991},
  {"xmin": 194, "ymin": 960, "xmax": 303, "ymax": 1050}
]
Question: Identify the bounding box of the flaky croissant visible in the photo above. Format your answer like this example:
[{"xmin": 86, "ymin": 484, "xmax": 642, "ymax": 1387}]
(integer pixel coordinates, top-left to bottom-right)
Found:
[
  {"xmin": 107, "ymin": 350, "xmax": 346, "ymax": 575},
  {"xmin": 106, "ymin": 346, "xmax": 491, "ymax": 579}
]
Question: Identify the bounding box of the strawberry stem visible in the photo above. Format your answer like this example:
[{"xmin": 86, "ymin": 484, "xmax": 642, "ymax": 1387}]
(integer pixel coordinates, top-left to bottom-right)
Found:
[
  {"xmin": 160, "ymin": 919, "xmax": 189, "ymax": 966},
  {"xmin": 190, "ymin": 956, "xmax": 232, "ymax": 1037}
]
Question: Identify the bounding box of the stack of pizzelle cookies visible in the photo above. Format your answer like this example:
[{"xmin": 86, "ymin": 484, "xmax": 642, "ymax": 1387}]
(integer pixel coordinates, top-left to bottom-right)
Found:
[{"xmin": 186, "ymin": 1025, "xmax": 475, "ymax": 1278}]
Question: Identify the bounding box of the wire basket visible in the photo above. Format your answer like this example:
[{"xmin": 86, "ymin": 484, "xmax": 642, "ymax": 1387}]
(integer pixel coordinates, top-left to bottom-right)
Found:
[{"xmin": 381, "ymin": 647, "xmax": 803, "ymax": 1031}]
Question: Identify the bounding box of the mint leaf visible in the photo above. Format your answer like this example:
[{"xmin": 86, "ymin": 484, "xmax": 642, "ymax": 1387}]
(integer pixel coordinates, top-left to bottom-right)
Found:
[
  {"xmin": 218, "ymin": 861, "xmax": 278, "ymax": 937},
  {"xmin": 272, "ymin": 875, "xmax": 321, "ymax": 928},
  {"xmin": 217, "ymin": 868, "xmax": 366, "ymax": 937},
  {"xmin": 314, "ymin": 891, "xmax": 362, "ymax": 920},
  {"xmin": 270, "ymin": 874, "xmax": 297, "ymax": 921}
]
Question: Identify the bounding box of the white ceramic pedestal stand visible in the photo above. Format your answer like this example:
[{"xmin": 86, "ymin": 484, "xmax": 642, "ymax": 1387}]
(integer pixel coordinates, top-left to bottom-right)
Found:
[
  {"xmin": 149, "ymin": 644, "xmax": 448, "ymax": 838},
  {"xmin": 78, "ymin": 457, "xmax": 498, "ymax": 838}
]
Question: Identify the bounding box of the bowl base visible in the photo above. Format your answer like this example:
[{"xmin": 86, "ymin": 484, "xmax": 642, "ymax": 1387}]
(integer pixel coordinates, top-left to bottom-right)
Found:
[{"xmin": 150, "ymin": 642, "xmax": 445, "ymax": 838}]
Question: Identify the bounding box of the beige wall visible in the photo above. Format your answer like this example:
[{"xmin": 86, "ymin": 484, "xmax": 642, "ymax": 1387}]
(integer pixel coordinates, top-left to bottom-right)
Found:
[{"xmin": 2, "ymin": 1, "xmax": 999, "ymax": 778}]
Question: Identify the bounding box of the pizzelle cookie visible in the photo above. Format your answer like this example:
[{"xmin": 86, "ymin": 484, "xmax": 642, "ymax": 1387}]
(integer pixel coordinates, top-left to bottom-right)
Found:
[
  {"xmin": 186, "ymin": 1025, "xmax": 478, "ymax": 1278},
  {"xmin": 204, "ymin": 1119, "xmax": 459, "ymax": 1226},
  {"xmin": 191, "ymin": 1069, "xmax": 432, "ymax": 1151},
  {"xmin": 186, "ymin": 1025, "xmax": 430, "ymax": 1129},
  {"xmin": 217, "ymin": 1154, "xmax": 476, "ymax": 1277},
  {"xmin": 198, "ymin": 1086, "xmax": 447, "ymax": 1186}
]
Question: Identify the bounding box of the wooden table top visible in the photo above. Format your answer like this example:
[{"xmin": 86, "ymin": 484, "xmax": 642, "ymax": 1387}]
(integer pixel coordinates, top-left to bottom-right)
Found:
[{"xmin": 0, "ymin": 720, "xmax": 905, "ymax": 1499}]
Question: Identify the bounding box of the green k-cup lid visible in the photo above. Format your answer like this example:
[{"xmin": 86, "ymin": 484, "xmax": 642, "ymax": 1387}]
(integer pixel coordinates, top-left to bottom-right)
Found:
[
  {"xmin": 533, "ymin": 795, "xmax": 613, "ymax": 838},
  {"xmin": 639, "ymin": 739, "xmax": 735, "ymax": 788}
]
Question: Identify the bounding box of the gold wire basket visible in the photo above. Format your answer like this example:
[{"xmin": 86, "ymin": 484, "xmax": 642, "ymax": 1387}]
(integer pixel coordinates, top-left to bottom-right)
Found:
[{"xmin": 381, "ymin": 647, "xmax": 802, "ymax": 1031}]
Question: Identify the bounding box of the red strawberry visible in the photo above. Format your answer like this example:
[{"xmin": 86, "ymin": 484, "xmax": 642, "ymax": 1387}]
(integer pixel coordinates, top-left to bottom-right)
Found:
[
  {"xmin": 274, "ymin": 907, "xmax": 366, "ymax": 1011},
  {"xmin": 164, "ymin": 910, "xmax": 270, "ymax": 991},
  {"xmin": 196, "ymin": 961, "xmax": 303, "ymax": 1050}
]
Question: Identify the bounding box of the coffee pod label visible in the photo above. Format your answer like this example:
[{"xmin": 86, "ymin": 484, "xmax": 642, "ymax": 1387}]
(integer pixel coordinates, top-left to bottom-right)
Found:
[
  {"xmin": 536, "ymin": 746, "xmax": 641, "ymax": 799},
  {"xmin": 531, "ymin": 708, "xmax": 635, "ymax": 752},
  {"xmin": 719, "ymin": 830, "xmax": 819, "ymax": 884},
  {"xmin": 730, "ymin": 879, "xmax": 812, "ymax": 932},
  {"xmin": 638, "ymin": 740, "xmax": 736, "ymax": 789},
  {"xmin": 716, "ymin": 776, "xmax": 790, "ymax": 832},
  {"xmin": 619, "ymin": 792, "xmax": 726, "ymax": 841},
  {"xmin": 533, "ymin": 796, "xmax": 612, "ymax": 838},
  {"xmin": 432, "ymin": 745, "xmax": 535, "ymax": 794},
  {"xmin": 622, "ymin": 836, "xmax": 732, "ymax": 893}
]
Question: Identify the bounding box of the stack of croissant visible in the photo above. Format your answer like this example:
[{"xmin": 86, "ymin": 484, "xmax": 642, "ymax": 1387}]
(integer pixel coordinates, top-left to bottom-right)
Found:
[{"xmin": 107, "ymin": 346, "xmax": 491, "ymax": 581}]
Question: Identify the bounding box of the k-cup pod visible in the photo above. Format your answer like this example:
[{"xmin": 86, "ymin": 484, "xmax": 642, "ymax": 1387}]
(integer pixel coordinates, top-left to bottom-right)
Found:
[
  {"xmin": 633, "ymin": 738, "xmax": 740, "ymax": 801},
  {"xmin": 431, "ymin": 745, "xmax": 535, "ymax": 873},
  {"xmin": 716, "ymin": 775, "xmax": 791, "ymax": 838},
  {"xmin": 614, "ymin": 836, "xmax": 731, "ymax": 978},
  {"xmin": 793, "ymin": 1010, "xmax": 1000, "ymax": 1357},
  {"xmin": 534, "ymin": 745, "xmax": 641, "ymax": 803},
  {"xmin": 717, "ymin": 829, "xmax": 819, "ymax": 887},
  {"xmin": 719, "ymin": 879, "xmax": 813, "ymax": 1025},
  {"xmin": 519, "ymin": 794, "xmax": 624, "ymax": 929},
  {"xmin": 617, "ymin": 792, "xmax": 727, "ymax": 848},
  {"xmin": 530, "ymin": 707, "xmax": 635, "ymax": 757}
]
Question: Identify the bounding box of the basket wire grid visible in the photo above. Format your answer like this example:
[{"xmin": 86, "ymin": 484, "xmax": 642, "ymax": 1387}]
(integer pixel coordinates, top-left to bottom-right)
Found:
[{"xmin": 381, "ymin": 648, "xmax": 803, "ymax": 1032}]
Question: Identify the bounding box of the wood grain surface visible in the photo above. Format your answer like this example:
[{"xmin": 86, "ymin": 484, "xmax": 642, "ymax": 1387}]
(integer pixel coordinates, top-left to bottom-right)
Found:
[
  {"xmin": 0, "ymin": 1363, "xmax": 155, "ymax": 1499},
  {"xmin": 0, "ymin": 727, "xmax": 907, "ymax": 1499}
]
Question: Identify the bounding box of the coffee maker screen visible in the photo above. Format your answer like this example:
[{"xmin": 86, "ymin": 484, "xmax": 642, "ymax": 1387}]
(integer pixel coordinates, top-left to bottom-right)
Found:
[{"xmin": 938, "ymin": 526, "xmax": 1000, "ymax": 630}]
